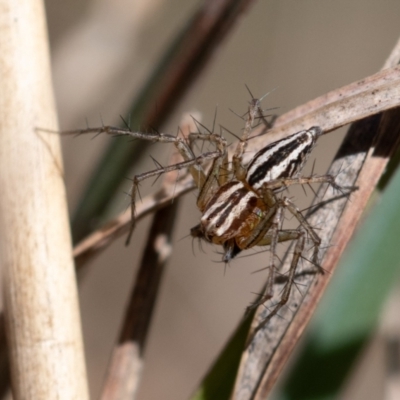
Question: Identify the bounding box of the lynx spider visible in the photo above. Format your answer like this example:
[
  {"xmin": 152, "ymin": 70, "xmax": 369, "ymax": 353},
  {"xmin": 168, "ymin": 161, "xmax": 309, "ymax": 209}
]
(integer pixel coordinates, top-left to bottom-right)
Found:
[{"xmin": 60, "ymin": 92, "xmax": 342, "ymax": 322}]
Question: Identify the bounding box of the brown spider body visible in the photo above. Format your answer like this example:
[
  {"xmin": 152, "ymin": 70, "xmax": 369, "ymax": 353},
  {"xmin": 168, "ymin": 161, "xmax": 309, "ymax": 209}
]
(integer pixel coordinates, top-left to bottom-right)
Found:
[{"xmin": 192, "ymin": 127, "xmax": 323, "ymax": 262}]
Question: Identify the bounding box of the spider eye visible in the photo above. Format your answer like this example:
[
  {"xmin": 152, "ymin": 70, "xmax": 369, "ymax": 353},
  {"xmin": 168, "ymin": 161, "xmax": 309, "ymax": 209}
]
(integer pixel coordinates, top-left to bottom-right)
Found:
[{"xmin": 215, "ymin": 223, "xmax": 220, "ymax": 228}]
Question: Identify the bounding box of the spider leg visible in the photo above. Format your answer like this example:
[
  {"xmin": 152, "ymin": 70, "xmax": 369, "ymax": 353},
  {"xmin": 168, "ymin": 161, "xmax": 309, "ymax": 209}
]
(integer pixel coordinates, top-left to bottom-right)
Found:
[
  {"xmin": 188, "ymin": 132, "xmax": 228, "ymax": 210},
  {"xmin": 247, "ymin": 231, "xmax": 306, "ymax": 331},
  {"xmin": 256, "ymin": 229, "xmax": 302, "ymax": 246},
  {"xmin": 239, "ymin": 203, "xmax": 285, "ymax": 312},
  {"xmin": 246, "ymin": 207, "xmax": 306, "ymax": 313},
  {"xmin": 267, "ymin": 230, "xmax": 305, "ymax": 320},
  {"xmin": 125, "ymin": 151, "xmax": 220, "ymax": 245},
  {"xmin": 282, "ymin": 196, "xmax": 323, "ymax": 271},
  {"xmin": 264, "ymin": 174, "xmax": 343, "ymax": 192},
  {"xmin": 58, "ymin": 125, "xmax": 214, "ymax": 191},
  {"xmin": 264, "ymin": 206, "xmax": 284, "ymax": 304},
  {"xmin": 233, "ymin": 96, "xmax": 265, "ymax": 181},
  {"xmin": 217, "ymin": 127, "xmax": 231, "ymax": 187}
]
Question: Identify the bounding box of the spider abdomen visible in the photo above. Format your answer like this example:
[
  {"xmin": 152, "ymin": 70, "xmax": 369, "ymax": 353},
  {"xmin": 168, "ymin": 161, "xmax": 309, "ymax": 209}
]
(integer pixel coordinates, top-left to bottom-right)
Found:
[{"xmin": 246, "ymin": 126, "xmax": 322, "ymax": 189}]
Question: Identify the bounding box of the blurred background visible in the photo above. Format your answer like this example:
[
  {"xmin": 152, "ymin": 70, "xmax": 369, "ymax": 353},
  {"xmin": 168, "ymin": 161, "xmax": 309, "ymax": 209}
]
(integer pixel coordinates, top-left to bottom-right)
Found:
[{"xmin": 44, "ymin": 0, "xmax": 400, "ymax": 399}]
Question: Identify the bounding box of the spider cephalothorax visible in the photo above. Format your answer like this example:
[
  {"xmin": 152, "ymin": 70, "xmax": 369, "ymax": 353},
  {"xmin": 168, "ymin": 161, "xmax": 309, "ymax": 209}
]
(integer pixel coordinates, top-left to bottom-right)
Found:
[{"xmin": 190, "ymin": 179, "xmax": 270, "ymax": 262}]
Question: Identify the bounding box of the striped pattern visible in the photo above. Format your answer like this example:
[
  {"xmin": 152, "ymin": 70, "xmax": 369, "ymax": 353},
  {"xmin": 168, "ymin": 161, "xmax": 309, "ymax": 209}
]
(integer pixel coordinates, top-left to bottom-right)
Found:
[
  {"xmin": 201, "ymin": 181, "xmax": 261, "ymax": 242},
  {"xmin": 246, "ymin": 126, "xmax": 322, "ymax": 189},
  {"xmin": 197, "ymin": 126, "xmax": 323, "ymax": 251}
]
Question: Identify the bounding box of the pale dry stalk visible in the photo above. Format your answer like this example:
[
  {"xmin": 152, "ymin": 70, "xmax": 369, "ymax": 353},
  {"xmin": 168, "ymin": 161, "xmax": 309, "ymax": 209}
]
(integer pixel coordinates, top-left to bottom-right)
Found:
[{"xmin": 0, "ymin": 0, "xmax": 89, "ymax": 398}]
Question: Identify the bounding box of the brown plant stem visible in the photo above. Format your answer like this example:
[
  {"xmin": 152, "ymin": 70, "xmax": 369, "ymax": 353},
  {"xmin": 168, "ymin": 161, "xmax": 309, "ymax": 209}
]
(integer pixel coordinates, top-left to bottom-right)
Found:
[{"xmin": 100, "ymin": 205, "xmax": 179, "ymax": 400}]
